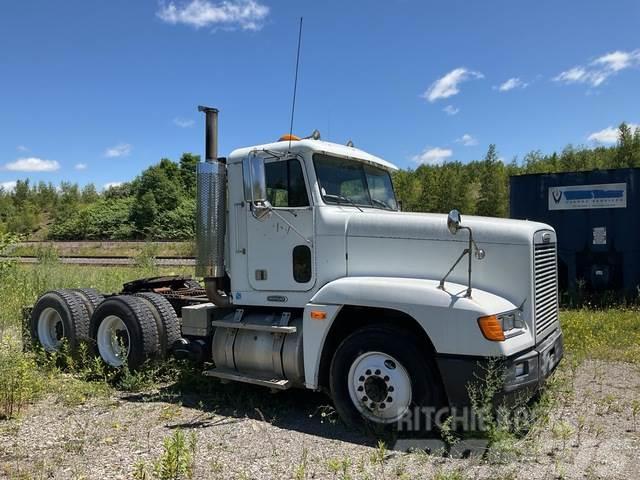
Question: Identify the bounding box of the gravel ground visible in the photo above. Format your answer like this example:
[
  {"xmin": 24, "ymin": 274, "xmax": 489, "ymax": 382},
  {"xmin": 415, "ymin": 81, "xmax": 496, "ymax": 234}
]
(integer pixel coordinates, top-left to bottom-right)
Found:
[{"xmin": 1, "ymin": 359, "xmax": 638, "ymax": 480}]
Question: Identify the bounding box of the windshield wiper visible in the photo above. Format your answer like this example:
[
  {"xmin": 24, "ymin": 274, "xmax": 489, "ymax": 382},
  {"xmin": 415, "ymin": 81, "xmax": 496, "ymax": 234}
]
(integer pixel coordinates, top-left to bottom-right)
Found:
[
  {"xmin": 370, "ymin": 198, "xmax": 393, "ymax": 210},
  {"xmin": 323, "ymin": 193, "xmax": 364, "ymax": 212}
]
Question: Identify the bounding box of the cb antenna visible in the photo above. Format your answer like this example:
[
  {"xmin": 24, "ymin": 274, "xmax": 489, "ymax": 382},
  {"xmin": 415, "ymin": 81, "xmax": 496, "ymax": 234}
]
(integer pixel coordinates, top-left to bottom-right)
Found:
[{"xmin": 288, "ymin": 17, "xmax": 303, "ymax": 151}]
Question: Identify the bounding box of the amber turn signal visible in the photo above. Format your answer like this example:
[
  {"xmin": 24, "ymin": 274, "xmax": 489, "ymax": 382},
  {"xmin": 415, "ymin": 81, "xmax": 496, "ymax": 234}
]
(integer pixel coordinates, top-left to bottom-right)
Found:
[
  {"xmin": 477, "ymin": 315, "xmax": 505, "ymax": 341},
  {"xmin": 310, "ymin": 310, "xmax": 327, "ymax": 320}
]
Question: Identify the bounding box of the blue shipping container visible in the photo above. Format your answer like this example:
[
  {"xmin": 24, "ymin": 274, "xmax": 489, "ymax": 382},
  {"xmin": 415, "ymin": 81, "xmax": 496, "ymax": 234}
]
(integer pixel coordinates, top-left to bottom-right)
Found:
[{"xmin": 510, "ymin": 168, "xmax": 640, "ymax": 296}]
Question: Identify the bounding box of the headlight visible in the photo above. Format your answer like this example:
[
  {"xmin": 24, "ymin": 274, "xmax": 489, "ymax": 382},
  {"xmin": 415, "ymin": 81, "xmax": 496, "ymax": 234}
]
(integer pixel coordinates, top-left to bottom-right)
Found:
[
  {"xmin": 497, "ymin": 310, "xmax": 524, "ymax": 332},
  {"xmin": 478, "ymin": 310, "xmax": 524, "ymax": 341}
]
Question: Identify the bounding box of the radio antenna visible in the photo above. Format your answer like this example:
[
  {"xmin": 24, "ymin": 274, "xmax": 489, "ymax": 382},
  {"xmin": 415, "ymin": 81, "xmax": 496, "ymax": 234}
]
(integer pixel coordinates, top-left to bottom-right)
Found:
[{"xmin": 288, "ymin": 17, "xmax": 303, "ymax": 151}]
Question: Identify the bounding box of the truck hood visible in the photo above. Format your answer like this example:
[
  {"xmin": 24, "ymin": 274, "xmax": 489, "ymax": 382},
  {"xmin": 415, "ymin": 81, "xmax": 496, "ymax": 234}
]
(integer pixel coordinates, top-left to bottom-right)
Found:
[
  {"xmin": 344, "ymin": 210, "xmax": 550, "ymax": 246},
  {"xmin": 315, "ymin": 208, "xmax": 554, "ymax": 318}
]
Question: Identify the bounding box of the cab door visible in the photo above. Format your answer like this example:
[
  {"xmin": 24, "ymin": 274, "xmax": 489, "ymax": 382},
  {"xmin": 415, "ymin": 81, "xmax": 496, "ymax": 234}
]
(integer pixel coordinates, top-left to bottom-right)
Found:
[{"xmin": 246, "ymin": 157, "xmax": 315, "ymax": 291}]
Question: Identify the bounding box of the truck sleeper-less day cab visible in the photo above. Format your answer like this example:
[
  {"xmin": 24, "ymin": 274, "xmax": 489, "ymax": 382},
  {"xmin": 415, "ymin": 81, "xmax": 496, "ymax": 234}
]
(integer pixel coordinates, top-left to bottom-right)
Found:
[{"xmin": 28, "ymin": 107, "xmax": 563, "ymax": 431}]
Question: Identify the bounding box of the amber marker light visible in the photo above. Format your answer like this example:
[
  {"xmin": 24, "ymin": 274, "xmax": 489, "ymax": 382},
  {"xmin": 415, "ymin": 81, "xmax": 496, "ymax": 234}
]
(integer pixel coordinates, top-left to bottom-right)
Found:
[
  {"xmin": 310, "ymin": 311, "xmax": 327, "ymax": 320},
  {"xmin": 279, "ymin": 133, "xmax": 301, "ymax": 142},
  {"xmin": 477, "ymin": 315, "xmax": 506, "ymax": 341}
]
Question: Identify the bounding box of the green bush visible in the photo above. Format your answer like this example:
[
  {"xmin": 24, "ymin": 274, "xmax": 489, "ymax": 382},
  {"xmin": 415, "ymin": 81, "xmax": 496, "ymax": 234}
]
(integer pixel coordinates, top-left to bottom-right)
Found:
[{"xmin": 0, "ymin": 338, "xmax": 42, "ymax": 419}]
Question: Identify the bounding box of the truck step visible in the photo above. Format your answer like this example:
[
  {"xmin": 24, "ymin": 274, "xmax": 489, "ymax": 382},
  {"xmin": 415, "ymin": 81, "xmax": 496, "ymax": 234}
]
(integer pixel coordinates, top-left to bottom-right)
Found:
[
  {"xmin": 203, "ymin": 367, "xmax": 291, "ymax": 390},
  {"xmin": 210, "ymin": 319, "xmax": 296, "ymax": 334}
]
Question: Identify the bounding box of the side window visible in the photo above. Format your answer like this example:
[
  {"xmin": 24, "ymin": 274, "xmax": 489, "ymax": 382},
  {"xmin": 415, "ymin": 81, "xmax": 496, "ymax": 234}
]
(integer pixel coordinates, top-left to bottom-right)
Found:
[
  {"xmin": 265, "ymin": 159, "xmax": 309, "ymax": 207},
  {"xmin": 293, "ymin": 245, "xmax": 312, "ymax": 283}
]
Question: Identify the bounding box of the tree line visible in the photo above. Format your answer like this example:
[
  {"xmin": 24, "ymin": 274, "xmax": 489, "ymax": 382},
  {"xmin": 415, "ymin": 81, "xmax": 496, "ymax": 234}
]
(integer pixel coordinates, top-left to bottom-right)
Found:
[
  {"xmin": 393, "ymin": 123, "xmax": 640, "ymax": 215},
  {"xmin": 1, "ymin": 124, "xmax": 639, "ymax": 240},
  {"xmin": 0, "ymin": 154, "xmax": 199, "ymax": 240}
]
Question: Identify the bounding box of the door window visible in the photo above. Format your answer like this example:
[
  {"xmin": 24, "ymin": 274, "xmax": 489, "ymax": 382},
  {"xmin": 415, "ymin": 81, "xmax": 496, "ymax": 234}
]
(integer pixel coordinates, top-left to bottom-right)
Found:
[{"xmin": 265, "ymin": 159, "xmax": 309, "ymax": 207}]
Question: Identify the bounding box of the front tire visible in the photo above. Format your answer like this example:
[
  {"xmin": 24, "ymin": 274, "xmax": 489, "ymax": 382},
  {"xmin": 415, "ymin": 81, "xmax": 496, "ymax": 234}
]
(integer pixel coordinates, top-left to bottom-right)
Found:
[{"xmin": 329, "ymin": 325, "xmax": 443, "ymax": 434}]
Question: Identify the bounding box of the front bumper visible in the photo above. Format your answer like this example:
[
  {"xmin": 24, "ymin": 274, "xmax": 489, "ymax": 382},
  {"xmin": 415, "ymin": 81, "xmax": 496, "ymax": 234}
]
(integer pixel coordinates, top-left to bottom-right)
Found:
[{"xmin": 435, "ymin": 328, "xmax": 564, "ymax": 408}]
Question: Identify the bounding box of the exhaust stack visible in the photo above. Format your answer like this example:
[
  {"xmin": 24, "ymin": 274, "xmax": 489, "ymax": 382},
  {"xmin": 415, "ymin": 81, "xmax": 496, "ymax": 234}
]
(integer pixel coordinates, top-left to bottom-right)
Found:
[
  {"xmin": 199, "ymin": 106, "xmax": 218, "ymax": 162},
  {"xmin": 196, "ymin": 106, "xmax": 230, "ymax": 306}
]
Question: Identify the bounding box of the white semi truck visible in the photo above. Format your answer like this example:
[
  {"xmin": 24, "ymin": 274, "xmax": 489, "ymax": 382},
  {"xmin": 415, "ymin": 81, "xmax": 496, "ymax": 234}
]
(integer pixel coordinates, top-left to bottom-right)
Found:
[{"xmin": 28, "ymin": 106, "xmax": 563, "ymax": 431}]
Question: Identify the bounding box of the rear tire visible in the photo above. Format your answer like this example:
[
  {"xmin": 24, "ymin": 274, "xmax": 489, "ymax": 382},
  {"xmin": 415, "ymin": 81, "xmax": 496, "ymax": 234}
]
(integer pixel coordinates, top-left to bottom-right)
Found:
[
  {"xmin": 329, "ymin": 325, "xmax": 444, "ymax": 435},
  {"xmin": 90, "ymin": 295, "xmax": 160, "ymax": 369},
  {"xmin": 134, "ymin": 292, "xmax": 181, "ymax": 358},
  {"xmin": 30, "ymin": 290, "xmax": 90, "ymax": 353},
  {"xmin": 71, "ymin": 288, "xmax": 104, "ymax": 316}
]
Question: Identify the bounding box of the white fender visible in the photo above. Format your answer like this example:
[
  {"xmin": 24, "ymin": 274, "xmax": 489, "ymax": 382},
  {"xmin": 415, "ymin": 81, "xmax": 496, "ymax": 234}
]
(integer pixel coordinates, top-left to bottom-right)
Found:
[{"xmin": 302, "ymin": 276, "xmax": 533, "ymax": 390}]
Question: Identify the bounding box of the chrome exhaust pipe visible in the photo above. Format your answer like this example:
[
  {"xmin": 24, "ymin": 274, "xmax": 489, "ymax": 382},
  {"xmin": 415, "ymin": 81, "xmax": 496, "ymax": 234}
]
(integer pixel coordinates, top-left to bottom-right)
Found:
[{"xmin": 196, "ymin": 105, "xmax": 230, "ymax": 307}]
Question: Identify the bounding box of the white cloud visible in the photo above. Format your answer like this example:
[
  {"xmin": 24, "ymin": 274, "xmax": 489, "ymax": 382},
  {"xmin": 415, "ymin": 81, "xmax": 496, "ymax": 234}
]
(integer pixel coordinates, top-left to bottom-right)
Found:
[
  {"xmin": 157, "ymin": 0, "xmax": 269, "ymax": 31},
  {"xmin": 103, "ymin": 182, "xmax": 123, "ymax": 190},
  {"xmin": 456, "ymin": 134, "xmax": 478, "ymax": 146},
  {"xmin": 587, "ymin": 123, "xmax": 640, "ymax": 144},
  {"xmin": 412, "ymin": 147, "xmax": 453, "ymax": 165},
  {"xmin": 4, "ymin": 157, "xmax": 60, "ymax": 172},
  {"xmin": 173, "ymin": 117, "xmax": 195, "ymax": 128},
  {"xmin": 1, "ymin": 181, "xmax": 17, "ymax": 192},
  {"xmin": 496, "ymin": 77, "xmax": 528, "ymax": 92},
  {"xmin": 443, "ymin": 105, "xmax": 459, "ymax": 116},
  {"xmin": 104, "ymin": 143, "xmax": 132, "ymax": 158},
  {"xmin": 593, "ymin": 50, "xmax": 637, "ymax": 72},
  {"xmin": 554, "ymin": 49, "xmax": 640, "ymax": 87},
  {"xmin": 422, "ymin": 68, "xmax": 484, "ymax": 103},
  {"xmin": 16, "ymin": 145, "xmax": 29, "ymax": 152},
  {"xmin": 75, "ymin": 163, "xmax": 87, "ymax": 170}
]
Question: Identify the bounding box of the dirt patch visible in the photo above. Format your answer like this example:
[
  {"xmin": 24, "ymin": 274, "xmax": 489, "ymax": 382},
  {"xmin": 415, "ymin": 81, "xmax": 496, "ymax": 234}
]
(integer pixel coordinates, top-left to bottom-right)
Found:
[{"xmin": 1, "ymin": 360, "xmax": 639, "ymax": 479}]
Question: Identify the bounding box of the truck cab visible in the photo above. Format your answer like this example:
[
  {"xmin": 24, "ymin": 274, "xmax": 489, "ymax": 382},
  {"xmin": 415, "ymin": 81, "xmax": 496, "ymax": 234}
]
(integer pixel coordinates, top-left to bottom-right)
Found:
[{"xmin": 189, "ymin": 107, "xmax": 563, "ymax": 431}]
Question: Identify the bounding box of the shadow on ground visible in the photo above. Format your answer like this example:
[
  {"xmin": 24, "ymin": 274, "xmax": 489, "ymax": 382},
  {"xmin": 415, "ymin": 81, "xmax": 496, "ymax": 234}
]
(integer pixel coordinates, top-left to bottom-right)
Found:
[{"xmin": 119, "ymin": 363, "xmax": 376, "ymax": 446}]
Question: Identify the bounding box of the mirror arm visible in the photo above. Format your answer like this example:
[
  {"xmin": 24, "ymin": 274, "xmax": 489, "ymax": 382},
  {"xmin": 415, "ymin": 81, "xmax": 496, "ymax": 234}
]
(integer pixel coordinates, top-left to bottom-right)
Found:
[
  {"xmin": 439, "ymin": 225, "xmax": 476, "ymax": 297},
  {"xmin": 465, "ymin": 226, "xmax": 473, "ymax": 298},
  {"xmin": 254, "ymin": 203, "xmax": 312, "ymax": 245},
  {"xmin": 438, "ymin": 247, "xmax": 469, "ymax": 292}
]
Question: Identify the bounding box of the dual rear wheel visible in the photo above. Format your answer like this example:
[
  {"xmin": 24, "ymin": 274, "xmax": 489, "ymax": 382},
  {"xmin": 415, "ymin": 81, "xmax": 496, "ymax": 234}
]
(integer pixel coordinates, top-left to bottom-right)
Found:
[{"xmin": 30, "ymin": 290, "xmax": 179, "ymax": 369}]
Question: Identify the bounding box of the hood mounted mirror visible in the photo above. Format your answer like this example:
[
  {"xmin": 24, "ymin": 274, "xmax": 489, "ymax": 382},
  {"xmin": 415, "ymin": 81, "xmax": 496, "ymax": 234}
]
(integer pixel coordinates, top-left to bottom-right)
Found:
[{"xmin": 439, "ymin": 209, "xmax": 486, "ymax": 297}]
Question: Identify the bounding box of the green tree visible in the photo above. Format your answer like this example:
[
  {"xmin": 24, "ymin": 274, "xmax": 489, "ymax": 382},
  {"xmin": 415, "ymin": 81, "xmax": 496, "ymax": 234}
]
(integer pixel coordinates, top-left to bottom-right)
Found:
[
  {"xmin": 81, "ymin": 183, "xmax": 99, "ymax": 204},
  {"xmin": 615, "ymin": 122, "xmax": 636, "ymax": 168},
  {"xmin": 476, "ymin": 144, "xmax": 507, "ymax": 217},
  {"xmin": 179, "ymin": 153, "xmax": 200, "ymax": 196},
  {"xmin": 131, "ymin": 191, "xmax": 158, "ymax": 236}
]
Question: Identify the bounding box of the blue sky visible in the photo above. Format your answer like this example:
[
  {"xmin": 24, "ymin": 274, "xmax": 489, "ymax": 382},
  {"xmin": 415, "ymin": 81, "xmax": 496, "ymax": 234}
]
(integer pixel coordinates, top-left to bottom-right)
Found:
[{"xmin": 1, "ymin": 0, "xmax": 639, "ymax": 191}]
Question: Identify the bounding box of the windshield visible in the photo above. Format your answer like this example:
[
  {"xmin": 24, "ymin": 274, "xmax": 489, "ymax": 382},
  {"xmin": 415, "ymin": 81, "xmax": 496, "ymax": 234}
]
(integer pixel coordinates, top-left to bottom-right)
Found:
[{"xmin": 313, "ymin": 154, "xmax": 398, "ymax": 210}]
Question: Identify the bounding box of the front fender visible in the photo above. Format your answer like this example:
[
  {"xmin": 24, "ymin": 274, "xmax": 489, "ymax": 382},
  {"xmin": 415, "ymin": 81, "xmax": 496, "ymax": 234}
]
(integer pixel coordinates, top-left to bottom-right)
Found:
[{"xmin": 302, "ymin": 276, "xmax": 534, "ymax": 390}]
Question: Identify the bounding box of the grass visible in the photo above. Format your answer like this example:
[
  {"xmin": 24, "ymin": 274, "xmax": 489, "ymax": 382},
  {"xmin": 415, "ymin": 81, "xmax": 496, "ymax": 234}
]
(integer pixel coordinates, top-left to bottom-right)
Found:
[
  {"xmin": 0, "ymin": 261, "xmax": 193, "ymax": 334},
  {"xmin": 0, "ymin": 254, "xmax": 195, "ymax": 419},
  {"xmin": 8, "ymin": 241, "xmax": 195, "ymax": 259},
  {"xmin": 560, "ymin": 308, "xmax": 640, "ymax": 363}
]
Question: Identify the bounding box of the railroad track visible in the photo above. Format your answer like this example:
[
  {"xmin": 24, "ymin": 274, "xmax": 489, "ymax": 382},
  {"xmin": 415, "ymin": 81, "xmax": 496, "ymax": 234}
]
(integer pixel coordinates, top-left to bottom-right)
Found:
[{"xmin": 3, "ymin": 256, "xmax": 196, "ymax": 266}]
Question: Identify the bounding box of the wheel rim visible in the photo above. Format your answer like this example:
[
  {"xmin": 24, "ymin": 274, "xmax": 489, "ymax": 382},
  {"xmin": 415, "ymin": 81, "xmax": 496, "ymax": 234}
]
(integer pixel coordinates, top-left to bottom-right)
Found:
[
  {"xmin": 37, "ymin": 307, "xmax": 65, "ymax": 351},
  {"xmin": 97, "ymin": 315, "xmax": 131, "ymax": 367},
  {"xmin": 347, "ymin": 351, "xmax": 412, "ymax": 424}
]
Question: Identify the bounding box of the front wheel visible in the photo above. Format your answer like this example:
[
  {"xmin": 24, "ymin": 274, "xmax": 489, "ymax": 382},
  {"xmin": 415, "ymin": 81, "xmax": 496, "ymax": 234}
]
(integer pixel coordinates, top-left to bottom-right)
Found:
[{"xmin": 329, "ymin": 325, "xmax": 444, "ymax": 434}]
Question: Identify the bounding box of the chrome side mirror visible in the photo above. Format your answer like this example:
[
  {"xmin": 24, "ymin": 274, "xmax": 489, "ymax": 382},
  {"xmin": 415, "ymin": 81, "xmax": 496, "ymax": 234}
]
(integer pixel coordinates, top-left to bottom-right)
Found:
[
  {"xmin": 243, "ymin": 153, "xmax": 272, "ymax": 221},
  {"xmin": 447, "ymin": 209, "xmax": 461, "ymax": 235}
]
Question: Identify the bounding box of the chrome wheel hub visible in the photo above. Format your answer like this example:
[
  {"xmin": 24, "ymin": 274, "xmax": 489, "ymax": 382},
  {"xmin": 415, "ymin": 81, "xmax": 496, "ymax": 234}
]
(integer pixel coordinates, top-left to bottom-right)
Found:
[
  {"xmin": 37, "ymin": 307, "xmax": 65, "ymax": 351},
  {"xmin": 97, "ymin": 315, "xmax": 131, "ymax": 367},
  {"xmin": 348, "ymin": 351, "xmax": 412, "ymax": 424}
]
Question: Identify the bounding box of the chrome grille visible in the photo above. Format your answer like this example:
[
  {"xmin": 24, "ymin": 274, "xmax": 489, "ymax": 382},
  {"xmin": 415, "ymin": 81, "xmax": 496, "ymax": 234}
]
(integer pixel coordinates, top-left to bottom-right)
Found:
[{"xmin": 534, "ymin": 242, "xmax": 558, "ymax": 339}]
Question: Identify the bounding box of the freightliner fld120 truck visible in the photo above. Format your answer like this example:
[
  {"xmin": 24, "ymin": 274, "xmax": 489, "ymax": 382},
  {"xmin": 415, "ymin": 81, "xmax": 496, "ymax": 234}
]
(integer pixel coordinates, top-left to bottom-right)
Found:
[{"xmin": 28, "ymin": 106, "xmax": 563, "ymax": 431}]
